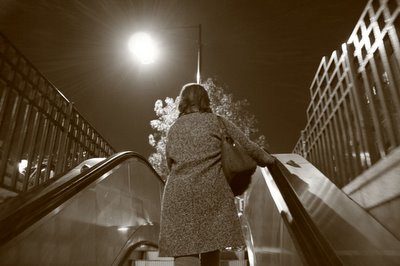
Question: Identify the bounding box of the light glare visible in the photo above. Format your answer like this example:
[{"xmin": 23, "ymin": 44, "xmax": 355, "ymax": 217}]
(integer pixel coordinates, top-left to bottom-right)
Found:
[
  {"xmin": 19, "ymin": 159, "xmax": 28, "ymax": 174},
  {"xmin": 128, "ymin": 32, "xmax": 158, "ymax": 64}
]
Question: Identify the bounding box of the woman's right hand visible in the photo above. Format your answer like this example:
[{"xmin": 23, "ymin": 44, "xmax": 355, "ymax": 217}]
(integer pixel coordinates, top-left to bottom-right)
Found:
[
  {"xmin": 266, "ymin": 154, "xmax": 277, "ymax": 165},
  {"xmin": 259, "ymin": 154, "xmax": 277, "ymax": 166}
]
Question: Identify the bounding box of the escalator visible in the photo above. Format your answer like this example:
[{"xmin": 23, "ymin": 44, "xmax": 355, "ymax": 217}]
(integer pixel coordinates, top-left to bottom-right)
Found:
[
  {"xmin": 244, "ymin": 154, "xmax": 400, "ymax": 265},
  {"xmin": 0, "ymin": 151, "xmax": 164, "ymax": 265},
  {"xmin": 0, "ymin": 152, "xmax": 399, "ymax": 265}
]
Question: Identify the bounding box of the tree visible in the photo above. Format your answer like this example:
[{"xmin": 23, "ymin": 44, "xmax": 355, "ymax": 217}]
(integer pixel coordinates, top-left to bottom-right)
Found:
[{"xmin": 148, "ymin": 78, "xmax": 268, "ymax": 179}]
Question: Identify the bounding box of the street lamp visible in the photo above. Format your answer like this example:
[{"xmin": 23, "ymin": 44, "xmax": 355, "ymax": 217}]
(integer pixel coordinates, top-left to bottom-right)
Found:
[
  {"xmin": 128, "ymin": 24, "xmax": 202, "ymax": 84},
  {"xmin": 128, "ymin": 32, "xmax": 158, "ymax": 64}
]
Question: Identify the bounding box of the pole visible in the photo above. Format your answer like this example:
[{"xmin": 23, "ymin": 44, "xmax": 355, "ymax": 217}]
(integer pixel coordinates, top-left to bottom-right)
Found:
[{"xmin": 196, "ymin": 24, "xmax": 202, "ymax": 84}]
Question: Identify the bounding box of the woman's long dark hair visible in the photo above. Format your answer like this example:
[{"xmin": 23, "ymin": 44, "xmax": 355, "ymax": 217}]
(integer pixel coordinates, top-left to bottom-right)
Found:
[{"xmin": 178, "ymin": 83, "xmax": 212, "ymax": 117}]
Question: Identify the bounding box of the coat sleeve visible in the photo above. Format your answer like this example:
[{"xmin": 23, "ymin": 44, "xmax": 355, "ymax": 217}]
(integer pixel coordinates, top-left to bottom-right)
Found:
[{"xmin": 220, "ymin": 116, "xmax": 275, "ymax": 166}]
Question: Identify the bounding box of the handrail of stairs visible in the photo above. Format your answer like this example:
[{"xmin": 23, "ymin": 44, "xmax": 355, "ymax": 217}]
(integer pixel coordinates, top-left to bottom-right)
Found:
[{"xmin": 264, "ymin": 161, "xmax": 343, "ymax": 266}]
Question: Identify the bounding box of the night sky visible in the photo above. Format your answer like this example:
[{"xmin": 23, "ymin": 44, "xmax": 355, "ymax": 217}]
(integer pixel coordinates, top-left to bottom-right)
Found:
[{"xmin": 0, "ymin": 0, "xmax": 368, "ymax": 157}]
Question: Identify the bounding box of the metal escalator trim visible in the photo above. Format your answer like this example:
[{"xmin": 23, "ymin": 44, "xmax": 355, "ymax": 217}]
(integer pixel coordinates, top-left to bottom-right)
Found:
[
  {"xmin": 0, "ymin": 151, "xmax": 164, "ymax": 246},
  {"xmin": 261, "ymin": 167, "xmax": 293, "ymax": 223},
  {"xmin": 263, "ymin": 161, "xmax": 343, "ymax": 266}
]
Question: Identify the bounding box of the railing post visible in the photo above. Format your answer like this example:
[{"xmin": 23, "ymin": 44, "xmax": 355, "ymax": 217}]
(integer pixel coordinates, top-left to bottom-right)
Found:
[
  {"xmin": 344, "ymin": 43, "xmax": 373, "ymax": 168},
  {"xmin": 54, "ymin": 102, "xmax": 74, "ymax": 175}
]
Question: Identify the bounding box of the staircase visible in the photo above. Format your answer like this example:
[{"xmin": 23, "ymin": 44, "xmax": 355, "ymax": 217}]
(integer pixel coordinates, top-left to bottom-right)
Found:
[{"xmin": 126, "ymin": 246, "xmax": 248, "ymax": 266}]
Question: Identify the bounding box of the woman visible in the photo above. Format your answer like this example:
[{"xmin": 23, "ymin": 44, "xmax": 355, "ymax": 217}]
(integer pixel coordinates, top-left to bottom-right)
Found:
[{"xmin": 159, "ymin": 83, "xmax": 276, "ymax": 266}]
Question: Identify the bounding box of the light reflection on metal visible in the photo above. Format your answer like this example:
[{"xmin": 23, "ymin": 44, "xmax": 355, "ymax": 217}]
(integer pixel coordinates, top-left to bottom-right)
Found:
[
  {"xmin": 261, "ymin": 168, "xmax": 293, "ymax": 223},
  {"xmin": 238, "ymin": 211, "xmax": 256, "ymax": 266},
  {"xmin": 18, "ymin": 160, "xmax": 28, "ymax": 174},
  {"xmin": 118, "ymin": 227, "xmax": 129, "ymax": 232}
]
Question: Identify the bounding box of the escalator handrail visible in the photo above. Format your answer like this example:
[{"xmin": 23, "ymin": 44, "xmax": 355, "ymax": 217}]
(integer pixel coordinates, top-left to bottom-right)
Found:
[
  {"xmin": 0, "ymin": 151, "xmax": 164, "ymax": 246},
  {"xmin": 264, "ymin": 161, "xmax": 343, "ymax": 266}
]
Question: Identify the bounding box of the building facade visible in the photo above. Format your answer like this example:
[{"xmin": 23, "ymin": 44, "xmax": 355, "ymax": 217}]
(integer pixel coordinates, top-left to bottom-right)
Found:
[{"xmin": 294, "ymin": 0, "xmax": 400, "ymax": 188}]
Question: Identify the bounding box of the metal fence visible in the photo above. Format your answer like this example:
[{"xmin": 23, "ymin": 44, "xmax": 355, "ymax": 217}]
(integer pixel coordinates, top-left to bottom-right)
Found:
[
  {"xmin": 293, "ymin": 0, "xmax": 400, "ymax": 188},
  {"xmin": 0, "ymin": 32, "xmax": 115, "ymax": 193}
]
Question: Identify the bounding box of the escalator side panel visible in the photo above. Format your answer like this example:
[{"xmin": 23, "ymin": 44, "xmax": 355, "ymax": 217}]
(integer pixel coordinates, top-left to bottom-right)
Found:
[
  {"xmin": 243, "ymin": 167, "xmax": 302, "ymax": 266},
  {"xmin": 0, "ymin": 157, "xmax": 163, "ymax": 265},
  {"xmin": 274, "ymin": 153, "xmax": 400, "ymax": 265}
]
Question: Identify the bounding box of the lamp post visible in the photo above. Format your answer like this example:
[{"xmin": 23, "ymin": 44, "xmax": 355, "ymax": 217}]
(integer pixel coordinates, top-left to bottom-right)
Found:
[
  {"xmin": 196, "ymin": 24, "xmax": 202, "ymax": 84},
  {"xmin": 129, "ymin": 24, "xmax": 202, "ymax": 84}
]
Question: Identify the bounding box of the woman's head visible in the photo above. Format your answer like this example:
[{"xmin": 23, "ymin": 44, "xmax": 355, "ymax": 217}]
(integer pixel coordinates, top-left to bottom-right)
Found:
[{"xmin": 178, "ymin": 83, "xmax": 212, "ymax": 116}]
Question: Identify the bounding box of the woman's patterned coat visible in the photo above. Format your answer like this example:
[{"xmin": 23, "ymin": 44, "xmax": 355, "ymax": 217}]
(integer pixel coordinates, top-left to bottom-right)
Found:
[{"xmin": 159, "ymin": 112, "xmax": 273, "ymax": 257}]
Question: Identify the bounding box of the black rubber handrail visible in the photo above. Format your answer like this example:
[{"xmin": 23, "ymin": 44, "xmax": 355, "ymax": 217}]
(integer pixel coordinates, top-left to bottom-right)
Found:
[
  {"xmin": 0, "ymin": 151, "xmax": 164, "ymax": 246},
  {"xmin": 266, "ymin": 161, "xmax": 343, "ymax": 266},
  {"xmin": 115, "ymin": 240, "xmax": 159, "ymax": 266}
]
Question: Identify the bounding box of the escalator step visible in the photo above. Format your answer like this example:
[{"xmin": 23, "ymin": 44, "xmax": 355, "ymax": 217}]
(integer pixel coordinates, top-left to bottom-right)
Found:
[
  {"xmin": 220, "ymin": 260, "xmax": 248, "ymax": 266},
  {"xmin": 144, "ymin": 251, "xmax": 174, "ymax": 261},
  {"xmin": 133, "ymin": 260, "xmax": 248, "ymax": 266},
  {"xmin": 134, "ymin": 261, "xmax": 174, "ymax": 266}
]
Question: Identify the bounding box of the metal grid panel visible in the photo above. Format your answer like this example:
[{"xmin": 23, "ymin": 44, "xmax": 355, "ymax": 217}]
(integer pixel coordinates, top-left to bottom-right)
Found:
[
  {"xmin": 0, "ymin": 33, "xmax": 115, "ymax": 193},
  {"xmin": 293, "ymin": 0, "xmax": 400, "ymax": 188}
]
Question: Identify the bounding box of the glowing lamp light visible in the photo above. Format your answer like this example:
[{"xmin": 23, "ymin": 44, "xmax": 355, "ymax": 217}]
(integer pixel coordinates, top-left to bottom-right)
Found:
[
  {"xmin": 18, "ymin": 159, "xmax": 28, "ymax": 174},
  {"xmin": 128, "ymin": 32, "xmax": 158, "ymax": 64}
]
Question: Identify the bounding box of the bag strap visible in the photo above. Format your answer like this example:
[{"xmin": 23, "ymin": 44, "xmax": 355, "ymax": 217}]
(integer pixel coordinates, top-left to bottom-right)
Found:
[
  {"xmin": 216, "ymin": 115, "xmax": 227, "ymax": 136},
  {"xmin": 217, "ymin": 115, "xmax": 234, "ymax": 144}
]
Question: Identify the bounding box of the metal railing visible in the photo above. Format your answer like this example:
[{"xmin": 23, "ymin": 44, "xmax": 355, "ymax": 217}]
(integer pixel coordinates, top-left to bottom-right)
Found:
[
  {"xmin": 0, "ymin": 32, "xmax": 115, "ymax": 193},
  {"xmin": 293, "ymin": 0, "xmax": 400, "ymax": 188}
]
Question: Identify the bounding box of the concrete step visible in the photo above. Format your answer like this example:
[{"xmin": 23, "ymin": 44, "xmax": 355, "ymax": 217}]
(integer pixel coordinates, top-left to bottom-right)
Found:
[
  {"xmin": 134, "ymin": 261, "xmax": 174, "ymax": 266},
  {"xmin": 130, "ymin": 250, "xmax": 248, "ymax": 266},
  {"xmin": 220, "ymin": 260, "xmax": 248, "ymax": 266},
  {"xmin": 133, "ymin": 260, "xmax": 248, "ymax": 266},
  {"xmin": 144, "ymin": 251, "xmax": 174, "ymax": 261}
]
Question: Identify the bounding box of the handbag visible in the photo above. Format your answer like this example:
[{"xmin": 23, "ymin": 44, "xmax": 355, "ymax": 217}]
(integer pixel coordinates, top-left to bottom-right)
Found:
[{"xmin": 217, "ymin": 116, "xmax": 257, "ymax": 196}]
